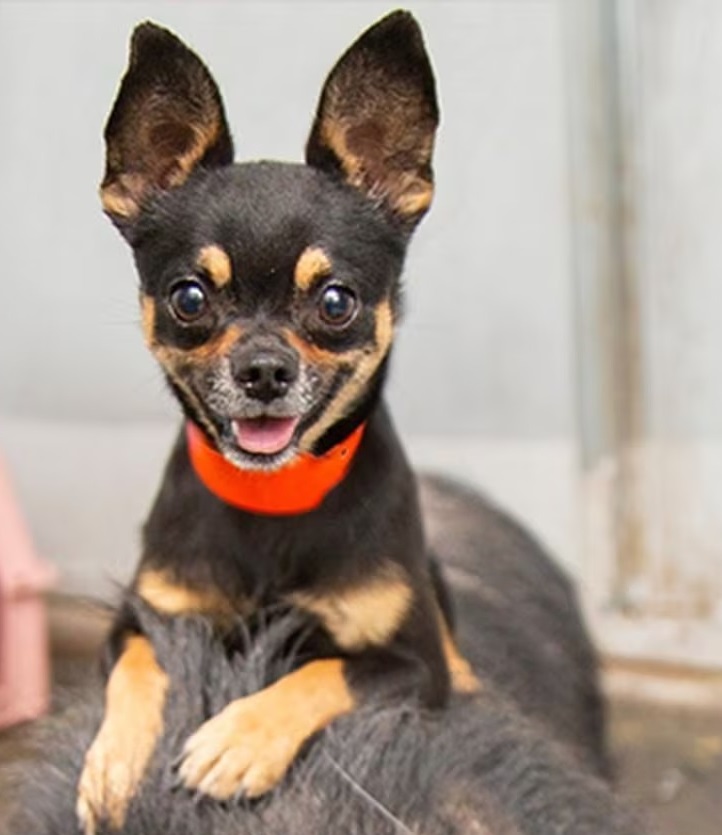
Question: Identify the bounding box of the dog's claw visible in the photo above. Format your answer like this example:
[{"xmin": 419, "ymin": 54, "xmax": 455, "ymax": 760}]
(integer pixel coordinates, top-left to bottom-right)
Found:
[{"xmin": 75, "ymin": 792, "xmax": 96, "ymax": 835}]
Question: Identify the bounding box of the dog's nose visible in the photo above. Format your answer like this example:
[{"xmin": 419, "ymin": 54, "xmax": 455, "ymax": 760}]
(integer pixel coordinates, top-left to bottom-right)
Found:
[{"xmin": 231, "ymin": 347, "xmax": 299, "ymax": 403}]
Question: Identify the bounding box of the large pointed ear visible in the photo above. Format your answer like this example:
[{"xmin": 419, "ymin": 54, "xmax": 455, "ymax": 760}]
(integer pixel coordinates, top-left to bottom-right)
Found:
[
  {"xmin": 101, "ymin": 22, "xmax": 234, "ymax": 228},
  {"xmin": 305, "ymin": 10, "xmax": 439, "ymax": 226}
]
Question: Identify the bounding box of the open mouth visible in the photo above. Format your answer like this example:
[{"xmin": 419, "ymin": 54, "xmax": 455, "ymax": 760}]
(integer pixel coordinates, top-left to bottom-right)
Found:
[{"xmin": 231, "ymin": 416, "xmax": 300, "ymax": 456}]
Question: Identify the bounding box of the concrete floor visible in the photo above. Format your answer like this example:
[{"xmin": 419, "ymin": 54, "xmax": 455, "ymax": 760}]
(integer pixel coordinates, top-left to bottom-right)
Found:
[
  {"xmin": 610, "ymin": 698, "xmax": 722, "ymax": 835},
  {"xmin": 1, "ymin": 598, "xmax": 721, "ymax": 834}
]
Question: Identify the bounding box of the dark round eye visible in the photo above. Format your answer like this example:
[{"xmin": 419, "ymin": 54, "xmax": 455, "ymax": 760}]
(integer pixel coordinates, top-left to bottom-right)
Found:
[
  {"xmin": 169, "ymin": 280, "xmax": 208, "ymax": 322},
  {"xmin": 318, "ymin": 285, "xmax": 357, "ymax": 327}
]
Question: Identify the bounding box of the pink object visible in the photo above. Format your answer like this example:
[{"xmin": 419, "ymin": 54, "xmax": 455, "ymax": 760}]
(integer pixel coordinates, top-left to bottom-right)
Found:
[{"xmin": 0, "ymin": 451, "xmax": 56, "ymax": 728}]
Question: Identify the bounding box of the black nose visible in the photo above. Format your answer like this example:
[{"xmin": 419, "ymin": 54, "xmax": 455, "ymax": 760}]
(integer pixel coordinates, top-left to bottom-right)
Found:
[{"xmin": 231, "ymin": 346, "xmax": 299, "ymax": 403}]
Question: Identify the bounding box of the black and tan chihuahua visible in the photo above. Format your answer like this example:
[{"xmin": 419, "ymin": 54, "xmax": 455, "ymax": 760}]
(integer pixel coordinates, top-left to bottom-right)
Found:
[{"xmin": 77, "ymin": 10, "xmax": 478, "ymax": 833}]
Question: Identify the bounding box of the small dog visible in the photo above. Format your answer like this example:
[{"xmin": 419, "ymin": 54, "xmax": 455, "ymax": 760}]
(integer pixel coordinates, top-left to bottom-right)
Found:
[{"xmin": 77, "ymin": 10, "xmax": 478, "ymax": 833}]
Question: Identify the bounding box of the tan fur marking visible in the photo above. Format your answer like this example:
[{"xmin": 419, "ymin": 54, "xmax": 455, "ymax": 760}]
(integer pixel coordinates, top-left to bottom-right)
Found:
[
  {"xmin": 178, "ymin": 324, "xmax": 243, "ymax": 364},
  {"xmin": 283, "ymin": 328, "xmax": 363, "ymax": 367},
  {"xmin": 179, "ymin": 658, "xmax": 354, "ymax": 798},
  {"xmin": 138, "ymin": 295, "xmax": 237, "ymax": 445},
  {"xmin": 141, "ymin": 290, "xmax": 241, "ymax": 414},
  {"xmin": 318, "ymin": 109, "xmax": 434, "ymax": 217},
  {"xmin": 140, "ymin": 294, "xmax": 156, "ymax": 348},
  {"xmin": 162, "ymin": 364, "xmax": 220, "ymax": 444},
  {"xmin": 440, "ymin": 620, "xmax": 481, "ymax": 694},
  {"xmin": 136, "ymin": 569, "xmax": 243, "ymax": 619},
  {"xmin": 77, "ymin": 636, "xmax": 168, "ymax": 833},
  {"xmin": 172, "ymin": 120, "xmax": 223, "ymax": 185},
  {"xmin": 197, "ymin": 244, "xmax": 232, "ymax": 288},
  {"xmin": 300, "ymin": 299, "xmax": 393, "ymax": 450},
  {"xmin": 141, "ymin": 293, "xmax": 242, "ymax": 365},
  {"xmin": 289, "ymin": 563, "xmax": 411, "ymax": 652},
  {"xmin": 100, "ymin": 180, "xmax": 140, "ymax": 218},
  {"xmin": 101, "ymin": 115, "xmax": 225, "ymax": 219},
  {"xmin": 294, "ymin": 245, "xmax": 332, "ymax": 291}
]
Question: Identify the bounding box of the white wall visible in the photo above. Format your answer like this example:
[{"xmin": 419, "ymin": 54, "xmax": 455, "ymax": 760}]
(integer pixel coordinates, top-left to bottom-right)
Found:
[{"xmin": 618, "ymin": 0, "xmax": 722, "ymax": 619}]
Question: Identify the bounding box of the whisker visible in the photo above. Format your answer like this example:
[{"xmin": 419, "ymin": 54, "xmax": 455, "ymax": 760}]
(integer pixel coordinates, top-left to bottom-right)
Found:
[{"xmin": 322, "ymin": 752, "xmax": 417, "ymax": 834}]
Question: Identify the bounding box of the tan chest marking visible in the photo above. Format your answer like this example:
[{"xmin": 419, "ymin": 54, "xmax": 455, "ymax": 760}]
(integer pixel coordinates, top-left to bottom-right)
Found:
[
  {"xmin": 440, "ymin": 618, "xmax": 481, "ymax": 694},
  {"xmin": 137, "ymin": 568, "xmax": 249, "ymax": 621},
  {"xmin": 289, "ymin": 564, "xmax": 412, "ymax": 652}
]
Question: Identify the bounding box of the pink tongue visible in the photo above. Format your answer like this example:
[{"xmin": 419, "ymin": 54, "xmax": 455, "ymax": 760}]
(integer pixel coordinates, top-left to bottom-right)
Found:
[{"xmin": 232, "ymin": 417, "xmax": 299, "ymax": 455}]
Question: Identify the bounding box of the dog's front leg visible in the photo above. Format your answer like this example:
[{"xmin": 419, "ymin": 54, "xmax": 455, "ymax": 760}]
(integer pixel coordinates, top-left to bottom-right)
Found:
[
  {"xmin": 76, "ymin": 634, "xmax": 168, "ymax": 835},
  {"xmin": 76, "ymin": 567, "xmax": 235, "ymax": 833},
  {"xmin": 177, "ymin": 587, "xmax": 453, "ymax": 800},
  {"xmin": 177, "ymin": 657, "xmax": 354, "ymax": 799}
]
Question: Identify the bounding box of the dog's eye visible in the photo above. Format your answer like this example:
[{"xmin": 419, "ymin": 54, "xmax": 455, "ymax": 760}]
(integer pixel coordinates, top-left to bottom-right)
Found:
[
  {"xmin": 318, "ymin": 285, "xmax": 357, "ymax": 327},
  {"xmin": 169, "ymin": 280, "xmax": 208, "ymax": 322}
]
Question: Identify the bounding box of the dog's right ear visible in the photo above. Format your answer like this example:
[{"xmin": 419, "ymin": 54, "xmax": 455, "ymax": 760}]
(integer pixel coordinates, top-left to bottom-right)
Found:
[
  {"xmin": 306, "ymin": 10, "xmax": 439, "ymax": 228},
  {"xmin": 101, "ymin": 22, "xmax": 233, "ymax": 233}
]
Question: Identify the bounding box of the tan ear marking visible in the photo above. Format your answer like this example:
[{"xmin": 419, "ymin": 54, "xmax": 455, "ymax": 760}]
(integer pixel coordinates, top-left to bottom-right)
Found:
[
  {"xmin": 307, "ymin": 13, "xmax": 438, "ymax": 222},
  {"xmin": 197, "ymin": 244, "xmax": 233, "ymax": 288},
  {"xmin": 321, "ymin": 113, "xmax": 434, "ymax": 218},
  {"xmin": 101, "ymin": 23, "xmax": 233, "ymax": 221},
  {"xmin": 100, "ymin": 176, "xmax": 146, "ymax": 219},
  {"xmin": 294, "ymin": 246, "xmax": 332, "ymax": 291}
]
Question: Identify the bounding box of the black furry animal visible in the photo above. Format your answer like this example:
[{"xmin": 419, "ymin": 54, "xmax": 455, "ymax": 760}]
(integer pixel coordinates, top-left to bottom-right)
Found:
[{"xmin": 4, "ymin": 478, "xmax": 645, "ymax": 834}]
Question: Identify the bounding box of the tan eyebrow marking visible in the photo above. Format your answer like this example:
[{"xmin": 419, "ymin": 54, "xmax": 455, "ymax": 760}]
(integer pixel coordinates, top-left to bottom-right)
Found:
[
  {"xmin": 197, "ymin": 244, "xmax": 233, "ymax": 288},
  {"xmin": 294, "ymin": 246, "xmax": 332, "ymax": 291}
]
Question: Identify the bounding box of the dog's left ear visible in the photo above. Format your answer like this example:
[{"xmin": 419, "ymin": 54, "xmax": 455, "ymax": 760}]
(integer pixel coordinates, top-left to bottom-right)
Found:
[
  {"xmin": 306, "ymin": 10, "xmax": 439, "ymax": 227},
  {"xmin": 101, "ymin": 22, "xmax": 234, "ymax": 230}
]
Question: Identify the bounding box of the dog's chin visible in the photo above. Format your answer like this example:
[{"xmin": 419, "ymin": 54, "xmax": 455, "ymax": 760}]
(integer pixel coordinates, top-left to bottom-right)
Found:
[{"xmin": 217, "ymin": 416, "xmax": 302, "ymax": 472}]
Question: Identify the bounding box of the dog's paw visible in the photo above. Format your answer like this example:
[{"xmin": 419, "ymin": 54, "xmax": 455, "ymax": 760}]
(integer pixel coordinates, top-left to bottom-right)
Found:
[
  {"xmin": 178, "ymin": 659, "xmax": 353, "ymax": 800},
  {"xmin": 177, "ymin": 692, "xmax": 304, "ymax": 799},
  {"xmin": 76, "ymin": 728, "xmax": 141, "ymax": 835}
]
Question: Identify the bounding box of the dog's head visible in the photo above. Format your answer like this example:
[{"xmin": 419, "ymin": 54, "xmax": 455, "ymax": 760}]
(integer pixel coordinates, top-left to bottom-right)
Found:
[{"xmin": 102, "ymin": 11, "xmax": 438, "ymax": 470}]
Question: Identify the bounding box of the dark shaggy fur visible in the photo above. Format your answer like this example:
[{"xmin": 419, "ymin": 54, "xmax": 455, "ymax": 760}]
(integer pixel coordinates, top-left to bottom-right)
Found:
[{"xmin": 3, "ymin": 477, "xmax": 645, "ymax": 834}]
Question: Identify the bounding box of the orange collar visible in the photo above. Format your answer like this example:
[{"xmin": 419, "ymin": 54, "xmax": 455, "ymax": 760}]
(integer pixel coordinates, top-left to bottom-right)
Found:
[{"xmin": 186, "ymin": 421, "xmax": 366, "ymax": 515}]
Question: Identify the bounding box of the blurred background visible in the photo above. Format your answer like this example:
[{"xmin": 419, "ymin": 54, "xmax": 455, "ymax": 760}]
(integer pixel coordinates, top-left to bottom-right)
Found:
[{"xmin": 1, "ymin": 1, "xmax": 721, "ymax": 830}]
